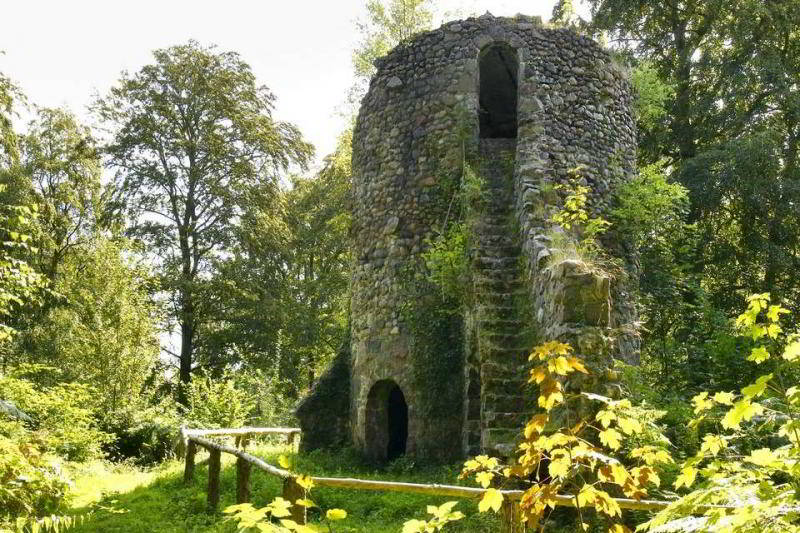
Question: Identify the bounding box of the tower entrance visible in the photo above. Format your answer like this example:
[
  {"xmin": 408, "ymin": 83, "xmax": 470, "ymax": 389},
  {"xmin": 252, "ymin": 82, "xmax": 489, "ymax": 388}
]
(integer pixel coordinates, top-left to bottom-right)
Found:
[
  {"xmin": 479, "ymin": 43, "xmax": 519, "ymax": 139},
  {"xmin": 365, "ymin": 380, "xmax": 408, "ymax": 461}
]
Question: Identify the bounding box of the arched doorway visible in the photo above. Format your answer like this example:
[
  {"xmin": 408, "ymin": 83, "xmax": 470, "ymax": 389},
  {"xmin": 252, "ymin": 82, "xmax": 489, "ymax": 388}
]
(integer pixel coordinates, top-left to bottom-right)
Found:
[
  {"xmin": 479, "ymin": 43, "xmax": 519, "ymax": 139},
  {"xmin": 365, "ymin": 380, "xmax": 408, "ymax": 462}
]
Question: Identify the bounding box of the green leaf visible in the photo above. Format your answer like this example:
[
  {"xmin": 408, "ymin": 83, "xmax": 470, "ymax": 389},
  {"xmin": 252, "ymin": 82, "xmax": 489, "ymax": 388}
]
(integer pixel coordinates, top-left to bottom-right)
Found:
[
  {"xmin": 747, "ymin": 346, "xmax": 770, "ymax": 363},
  {"xmin": 741, "ymin": 374, "xmax": 773, "ymax": 398}
]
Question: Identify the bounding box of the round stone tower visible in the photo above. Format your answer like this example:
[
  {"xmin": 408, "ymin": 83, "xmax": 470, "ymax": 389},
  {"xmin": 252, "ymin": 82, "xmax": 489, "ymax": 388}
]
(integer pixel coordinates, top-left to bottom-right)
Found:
[{"xmin": 298, "ymin": 13, "xmax": 638, "ymax": 462}]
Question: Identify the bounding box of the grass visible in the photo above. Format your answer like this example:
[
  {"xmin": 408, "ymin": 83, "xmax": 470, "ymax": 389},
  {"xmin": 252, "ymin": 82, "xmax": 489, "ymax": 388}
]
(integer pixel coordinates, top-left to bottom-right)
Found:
[{"xmin": 65, "ymin": 442, "xmax": 503, "ymax": 532}]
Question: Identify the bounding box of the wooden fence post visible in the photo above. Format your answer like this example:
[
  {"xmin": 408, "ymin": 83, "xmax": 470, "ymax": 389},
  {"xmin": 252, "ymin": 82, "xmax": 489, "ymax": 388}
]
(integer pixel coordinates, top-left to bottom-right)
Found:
[
  {"xmin": 236, "ymin": 457, "xmax": 251, "ymax": 504},
  {"xmin": 208, "ymin": 449, "xmax": 221, "ymax": 510},
  {"xmin": 287, "ymin": 432, "xmax": 296, "ymax": 449},
  {"xmin": 183, "ymin": 440, "xmax": 197, "ymax": 484},
  {"xmin": 282, "ymin": 477, "xmax": 307, "ymax": 525},
  {"xmin": 501, "ymin": 499, "xmax": 524, "ymax": 533}
]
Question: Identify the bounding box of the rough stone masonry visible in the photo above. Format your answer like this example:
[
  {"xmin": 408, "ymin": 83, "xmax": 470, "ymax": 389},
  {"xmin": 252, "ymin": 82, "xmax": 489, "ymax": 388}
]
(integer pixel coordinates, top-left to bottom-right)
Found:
[{"xmin": 297, "ymin": 13, "xmax": 639, "ymax": 462}]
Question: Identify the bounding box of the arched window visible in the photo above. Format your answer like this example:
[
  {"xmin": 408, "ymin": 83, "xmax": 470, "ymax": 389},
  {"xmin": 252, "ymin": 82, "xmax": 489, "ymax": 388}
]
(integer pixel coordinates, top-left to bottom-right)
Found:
[
  {"xmin": 365, "ymin": 380, "xmax": 408, "ymax": 461},
  {"xmin": 479, "ymin": 43, "xmax": 519, "ymax": 139}
]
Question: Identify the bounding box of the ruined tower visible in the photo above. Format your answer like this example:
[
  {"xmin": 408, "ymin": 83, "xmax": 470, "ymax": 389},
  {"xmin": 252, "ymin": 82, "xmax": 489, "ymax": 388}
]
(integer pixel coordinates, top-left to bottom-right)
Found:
[{"xmin": 297, "ymin": 14, "xmax": 638, "ymax": 462}]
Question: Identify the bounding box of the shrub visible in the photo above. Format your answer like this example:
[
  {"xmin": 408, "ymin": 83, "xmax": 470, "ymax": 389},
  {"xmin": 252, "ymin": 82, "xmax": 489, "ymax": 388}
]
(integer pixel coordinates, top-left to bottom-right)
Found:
[
  {"xmin": 184, "ymin": 370, "xmax": 256, "ymax": 429},
  {"xmin": 0, "ymin": 433, "xmax": 70, "ymax": 528},
  {"xmin": 101, "ymin": 396, "xmax": 180, "ymax": 466},
  {"xmin": 0, "ymin": 374, "xmax": 110, "ymax": 462}
]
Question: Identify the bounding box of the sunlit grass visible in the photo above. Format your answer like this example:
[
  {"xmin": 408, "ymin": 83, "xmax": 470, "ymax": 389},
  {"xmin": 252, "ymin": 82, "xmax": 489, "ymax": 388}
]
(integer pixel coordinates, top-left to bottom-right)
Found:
[{"xmin": 65, "ymin": 442, "xmax": 503, "ymax": 532}]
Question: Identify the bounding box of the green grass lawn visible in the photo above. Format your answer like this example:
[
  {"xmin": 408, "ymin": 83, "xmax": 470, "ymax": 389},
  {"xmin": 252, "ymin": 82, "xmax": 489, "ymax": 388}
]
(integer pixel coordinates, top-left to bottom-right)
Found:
[{"xmin": 66, "ymin": 443, "xmax": 503, "ymax": 532}]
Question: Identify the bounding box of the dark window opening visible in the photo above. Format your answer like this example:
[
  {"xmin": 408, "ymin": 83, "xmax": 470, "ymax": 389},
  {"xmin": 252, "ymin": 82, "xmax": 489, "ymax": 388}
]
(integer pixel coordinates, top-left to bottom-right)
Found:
[
  {"xmin": 365, "ymin": 380, "xmax": 408, "ymax": 462},
  {"xmin": 479, "ymin": 43, "xmax": 519, "ymax": 139},
  {"xmin": 387, "ymin": 385, "xmax": 408, "ymax": 460}
]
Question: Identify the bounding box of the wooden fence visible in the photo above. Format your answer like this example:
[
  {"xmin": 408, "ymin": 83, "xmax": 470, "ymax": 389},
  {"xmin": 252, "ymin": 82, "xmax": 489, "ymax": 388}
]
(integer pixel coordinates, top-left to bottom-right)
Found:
[{"xmin": 180, "ymin": 427, "xmax": 702, "ymax": 533}]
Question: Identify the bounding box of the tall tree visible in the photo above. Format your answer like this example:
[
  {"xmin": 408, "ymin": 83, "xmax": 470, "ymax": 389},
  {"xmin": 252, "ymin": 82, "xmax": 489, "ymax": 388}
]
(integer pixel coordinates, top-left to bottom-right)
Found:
[
  {"xmin": 348, "ymin": 0, "xmax": 433, "ymax": 107},
  {"xmin": 95, "ymin": 41, "xmax": 313, "ymax": 398},
  {"xmin": 589, "ymin": 0, "xmax": 800, "ymax": 307},
  {"xmin": 18, "ymin": 108, "xmax": 105, "ymax": 280},
  {"xmin": 200, "ymin": 131, "xmax": 351, "ymax": 394},
  {"xmin": 587, "ymin": 0, "xmax": 800, "ymax": 392}
]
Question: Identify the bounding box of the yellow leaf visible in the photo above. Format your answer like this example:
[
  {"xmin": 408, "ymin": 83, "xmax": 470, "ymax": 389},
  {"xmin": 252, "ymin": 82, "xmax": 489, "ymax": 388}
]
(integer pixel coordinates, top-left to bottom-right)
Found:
[
  {"xmin": 599, "ymin": 428, "xmax": 622, "ymax": 450},
  {"xmin": 700, "ymin": 434, "xmax": 726, "ymax": 456},
  {"xmin": 596, "ymin": 410, "xmax": 616, "ymax": 428},
  {"xmin": 326, "ymin": 509, "xmax": 347, "ymax": 521},
  {"xmin": 548, "ymin": 456, "xmax": 571, "ymax": 479},
  {"xmin": 610, "ymin": 463, "xmax": 630, "ymax": 485},
  {"xmin": 295, "ymin": 498, "xmax": 316, "ymax": 508},
  {"xmin": 463, "ymin": 459, "xmax": 480, "ymax": 472},
  {"xmin": 295, "ymin": 475, "xmax": 314, "ymax": 490},
  {"xmin": 267, "ymin": 497, "xmax": 293, "ymax": 518},
  {"xmin": 594, "ymin": 489, "xmax": 622, "ymax": 517},
  {"xmin": 746, "ymin": 448, "xmax": 779, "ymax": 467},
  {"xmin": 548, "ymin": 356, "xmax": 573, "ymax": 375},
  {"xmin": 741, "ymin": 374, "xmax": 772, "ymax": 399},
  {"xmin": 783, "ymin": 340, "xmax": 800, "ymax": 361},
  {"xmin": 402, "ymin": 519, "xmax": 427, "ymax": 533},
  {"xmin": 631, "ymin": 466, "xmax": 660, "ymax": 487},
  {"xmin": 525, "ymin": 414, "xmax": 549, "ymax": 438},
  {"xmin": 478, "ymin": 488, "xmax": 504, "ymax": 513},
  {"xmin": 538, "ymin": 379, "xmax": 564, "ymax": 411},
  {"xmin": 475, "ymin": 471, "xmax": 494, "ymax": 488},
  {"xmin": 567, "ymin": 356, "xmax": 589, "ymax": 374},
  {"xmin": 691, "ymin": 392, "xmax": 714, "ymax": 414},
  {"xmin": 476, "ymin": 455, "xmax": 499, "ymax": 469},
  {"xmin": 713, "ymin": 391, "xmax": 734, "ymax": 405},
  {"xmin": 617, "ymin": 417, "xmax": 642, "ymax": 435},
  {"xmin": 766, "ymin": 304, "xmax": 789, "ymax": 322},
  {"xmin": 721, "ymin": 398, "xmax": 764, "ymax": 430},
  {"xmin": 278, "ymin": 455, "xmax": 291, "ymax": 469},
  {"xmin": 529, "ymin": 365, "xmax": 548, "ymax": 384},
  {"xmin": 576, "ymin": 485, "xmax": 598, "ymax": 507},
  {"xmin": 674, "ymin": 466, "xmax": 697, "ymax": 489}
]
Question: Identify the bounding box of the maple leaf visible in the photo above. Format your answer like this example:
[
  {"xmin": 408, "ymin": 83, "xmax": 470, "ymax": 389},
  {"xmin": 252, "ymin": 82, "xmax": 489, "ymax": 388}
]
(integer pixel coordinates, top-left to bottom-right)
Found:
[
  {"xmin": 713, "ymin": 391, "xmax": 735, "ymax": 405},
  {"xmin": 722, "ymin": 398, "xmax": 764, "ymax": 430},
  {"xmin": 746, "ymin": 448, "xmax": 779, "ymax": 467},
  {"xmin": 475, "ymin": 471, "xmax": 494, "ymax": 488},
  {"xmin": 525, "ymin": 414, "xmax": 549, "ymax": 438},
  {"xmin": 700, "ymin": 434, "xmax": 726, "ymax": 456},
  {"xmin": 599, "ymin": 428, "xmax": 622, "ymax": 450},
  {"xmin": 748, "ymin": 345, "xmax": 770, "ymax": 363},
  {"xmin": 478, "ymin": 488, "xmax": 504, "ymax": 513},
  {"xmin": 617, "ymin": 417, "xmax": 642, "ymax": 435},
  {"xmin": 326, "ymin": 509, "xmax": 347, "ymax": 521},
  {"xmin": 741, "ymin": 374, "xmax": 773, "ymax": 398},
  {"xmin": 596, "ymin": 410, "xmax": 616, "ymax": 428},
  {"xmin": 783, "ymin": 340, "xmax": 800, "ymax": 361},
  {"xmin": 674, "ymin": 466, "xmax": 697, "ymax": 489}
]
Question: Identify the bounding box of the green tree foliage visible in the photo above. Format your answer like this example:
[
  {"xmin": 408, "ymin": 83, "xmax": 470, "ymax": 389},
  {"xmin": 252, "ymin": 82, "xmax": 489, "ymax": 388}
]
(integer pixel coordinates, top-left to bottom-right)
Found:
[
  {"xmin": 94, "ymin": 41, "xmax": 313, "ymax": 396},
  {"xmin": 587, "ymin": 0, "xmax": 800, "ymax": 404},
  {"xmin": 202, "ymin": 131, "xmax": 351, "ymax": 395},
  {"xmin": 589, "ymin": 0, "xmax": 800, "ymax": 311},
  {"xmin": 348, "ymin": 0, "xmax": 433, "ymax": 107},
  {"xmin": 20, "ymin": 238, "xmax": 160, "ymax": 412},
  {"xmin": 0, "ymin": 192, "xmax": 46, "ymax": 351},
  {"xmin": 17, "ymin": 107, "xmax": 105, "ymax": 281}
]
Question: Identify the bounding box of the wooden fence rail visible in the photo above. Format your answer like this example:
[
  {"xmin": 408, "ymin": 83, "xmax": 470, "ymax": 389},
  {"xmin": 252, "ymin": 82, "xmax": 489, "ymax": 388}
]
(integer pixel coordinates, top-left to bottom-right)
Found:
[{"xmin": 180, "ymin": 427, "xmax": 727, "ymax": 533}]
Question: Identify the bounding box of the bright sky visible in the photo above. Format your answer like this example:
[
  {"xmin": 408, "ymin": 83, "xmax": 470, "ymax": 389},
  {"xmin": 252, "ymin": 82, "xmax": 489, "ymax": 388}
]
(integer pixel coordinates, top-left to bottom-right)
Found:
[{"xmin": 1, "ymin": 0, "xmax": 565, "ymax": 162}]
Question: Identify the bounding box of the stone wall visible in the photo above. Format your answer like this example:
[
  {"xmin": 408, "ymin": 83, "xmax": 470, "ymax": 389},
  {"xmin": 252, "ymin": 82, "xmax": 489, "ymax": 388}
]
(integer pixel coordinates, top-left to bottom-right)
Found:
[{"xmin": 299, "ymin": 13, "xmax": 638, "ymax": 460}]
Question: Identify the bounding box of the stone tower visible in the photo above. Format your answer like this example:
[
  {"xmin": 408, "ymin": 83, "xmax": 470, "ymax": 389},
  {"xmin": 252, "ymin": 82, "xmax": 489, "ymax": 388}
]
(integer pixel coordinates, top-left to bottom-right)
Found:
[{"xmin": 297, "ymin": 13, "xmax": 638, "ymax": 462}]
